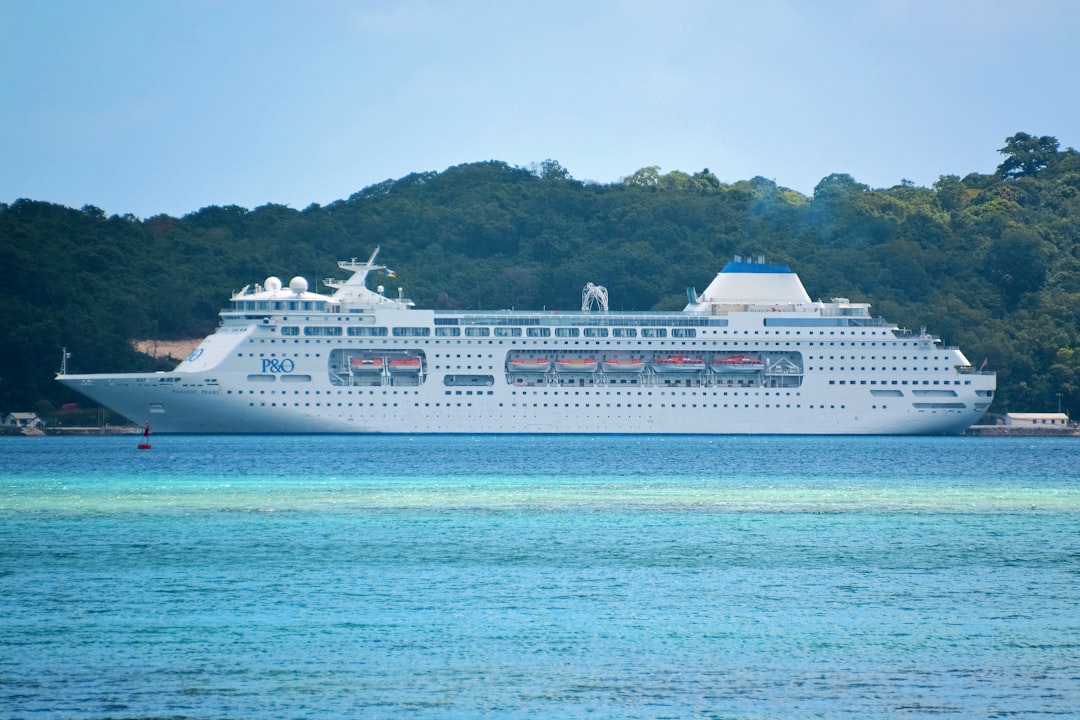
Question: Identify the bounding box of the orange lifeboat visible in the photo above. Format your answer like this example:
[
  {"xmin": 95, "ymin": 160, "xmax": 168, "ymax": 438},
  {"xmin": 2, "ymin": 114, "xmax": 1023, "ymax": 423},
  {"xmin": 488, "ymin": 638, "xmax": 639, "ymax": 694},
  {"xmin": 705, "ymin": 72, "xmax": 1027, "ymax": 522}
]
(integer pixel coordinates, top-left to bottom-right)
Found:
[
  {"xmin": 711, "ymin": 355, "xmax": 765, "ymax": 374},
  {"xmin": 602, "ymin": 358, "xmax": 645, "ymax": 373},
  {"xmin": 652, "ymin": 355, "xmax": 706, "ymax": 373},
  {"xmin": 508, "ymin": 358, "xmax": 551, "ymax": 373},
  {"xmin": 555, "ymin": 358, "xmax": 598, "ymax": 372},
  {"xmin": 388, "ymin": 357, "xmax": 422, "ymax": 373},
  {"xmin": 350, "ymin": 358, "xmax": 384, "ymax": 373}
]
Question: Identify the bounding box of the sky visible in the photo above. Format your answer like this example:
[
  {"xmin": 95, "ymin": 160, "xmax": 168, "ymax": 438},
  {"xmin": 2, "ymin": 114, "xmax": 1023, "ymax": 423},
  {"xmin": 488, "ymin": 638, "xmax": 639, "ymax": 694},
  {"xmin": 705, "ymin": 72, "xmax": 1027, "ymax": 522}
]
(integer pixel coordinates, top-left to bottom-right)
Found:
[{"xmin": 3, "ymin": 0, "xmax": 1079, "ymax": 219}]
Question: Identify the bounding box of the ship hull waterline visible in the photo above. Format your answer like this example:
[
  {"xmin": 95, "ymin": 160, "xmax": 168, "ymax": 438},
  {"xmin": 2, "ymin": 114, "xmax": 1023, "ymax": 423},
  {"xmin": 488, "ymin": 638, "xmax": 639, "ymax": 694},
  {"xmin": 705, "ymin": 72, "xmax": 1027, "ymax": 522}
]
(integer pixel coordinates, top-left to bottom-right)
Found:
[{"xmin": 59, "ymin": 371, "xmax": 986, "ymax": 436}]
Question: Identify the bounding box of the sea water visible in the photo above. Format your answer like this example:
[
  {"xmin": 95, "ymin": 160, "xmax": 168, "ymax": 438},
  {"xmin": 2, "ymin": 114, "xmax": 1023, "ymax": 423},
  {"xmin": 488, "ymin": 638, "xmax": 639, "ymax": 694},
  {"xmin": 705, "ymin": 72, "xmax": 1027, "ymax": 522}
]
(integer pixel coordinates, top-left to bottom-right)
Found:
[{"xmin": 1, "ymin": 435, "xmax": 1078, "ymax": 719}]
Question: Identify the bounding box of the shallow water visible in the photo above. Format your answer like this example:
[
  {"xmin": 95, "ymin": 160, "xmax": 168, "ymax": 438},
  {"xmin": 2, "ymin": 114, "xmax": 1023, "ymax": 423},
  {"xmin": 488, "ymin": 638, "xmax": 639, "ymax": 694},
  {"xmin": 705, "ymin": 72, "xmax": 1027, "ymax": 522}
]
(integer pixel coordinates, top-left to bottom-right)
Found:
[{"xmin": 2, "ymin": 435, "xmax": 1078, "ymax": 718}]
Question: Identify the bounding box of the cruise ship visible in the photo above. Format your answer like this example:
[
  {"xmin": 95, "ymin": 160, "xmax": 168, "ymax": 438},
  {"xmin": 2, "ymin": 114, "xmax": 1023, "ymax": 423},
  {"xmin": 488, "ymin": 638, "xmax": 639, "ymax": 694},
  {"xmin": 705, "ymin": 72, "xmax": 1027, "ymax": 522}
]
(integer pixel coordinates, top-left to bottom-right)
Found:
[{"xmin": 58, "ymin": 249, "xmax": 995, "ymax": 434}]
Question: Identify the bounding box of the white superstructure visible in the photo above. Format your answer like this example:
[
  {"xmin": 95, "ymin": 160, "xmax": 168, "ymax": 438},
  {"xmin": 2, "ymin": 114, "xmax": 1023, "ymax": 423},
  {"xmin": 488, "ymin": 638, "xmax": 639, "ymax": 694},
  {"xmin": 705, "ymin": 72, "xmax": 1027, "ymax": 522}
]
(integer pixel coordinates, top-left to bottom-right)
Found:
[{"xmin": 58, "ymin": 250, "xmax": 996, "ymax": 434}]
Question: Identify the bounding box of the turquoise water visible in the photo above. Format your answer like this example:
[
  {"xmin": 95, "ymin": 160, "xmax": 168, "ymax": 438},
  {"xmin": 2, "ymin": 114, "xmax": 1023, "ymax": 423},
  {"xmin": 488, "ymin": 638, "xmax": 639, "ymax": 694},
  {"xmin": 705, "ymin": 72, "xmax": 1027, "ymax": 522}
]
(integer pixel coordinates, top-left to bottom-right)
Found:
[{"xmin": 2, "ymin": 435, "xmax": 1078, "ymax": 718}]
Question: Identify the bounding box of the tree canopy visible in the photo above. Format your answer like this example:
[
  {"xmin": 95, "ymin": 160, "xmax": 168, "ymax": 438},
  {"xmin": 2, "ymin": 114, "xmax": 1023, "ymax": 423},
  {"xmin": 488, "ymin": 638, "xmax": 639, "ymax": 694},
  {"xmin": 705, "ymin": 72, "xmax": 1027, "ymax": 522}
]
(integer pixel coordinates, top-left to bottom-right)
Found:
[
  {"xmin": 997, "ymin": 132, "xmax": 1061, "ymax": 178},
  {"xmin": 3, "ymin": 133, "xmax": 1080, "ymax": 422}
]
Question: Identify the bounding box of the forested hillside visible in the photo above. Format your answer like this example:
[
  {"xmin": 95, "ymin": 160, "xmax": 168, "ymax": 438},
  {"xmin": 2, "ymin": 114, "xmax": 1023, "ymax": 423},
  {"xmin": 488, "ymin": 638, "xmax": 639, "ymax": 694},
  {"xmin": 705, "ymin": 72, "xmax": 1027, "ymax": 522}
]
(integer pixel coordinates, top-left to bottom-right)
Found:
[{"xmin": 2, "ymin": 133, "xmax": 1079, "ymax": 421}]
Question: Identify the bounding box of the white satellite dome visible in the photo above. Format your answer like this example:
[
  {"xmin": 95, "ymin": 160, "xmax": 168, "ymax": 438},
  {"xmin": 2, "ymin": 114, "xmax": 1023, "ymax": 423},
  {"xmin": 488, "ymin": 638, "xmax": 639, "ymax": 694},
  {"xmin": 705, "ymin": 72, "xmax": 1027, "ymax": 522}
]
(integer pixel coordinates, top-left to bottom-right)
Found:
[
  {"xmin": 289, "ymin": 276, "xmax": 309, "ymax": 294},
  {"xmin": 265, "ymin": 276, "xmax": 282, "ymax": 292}
]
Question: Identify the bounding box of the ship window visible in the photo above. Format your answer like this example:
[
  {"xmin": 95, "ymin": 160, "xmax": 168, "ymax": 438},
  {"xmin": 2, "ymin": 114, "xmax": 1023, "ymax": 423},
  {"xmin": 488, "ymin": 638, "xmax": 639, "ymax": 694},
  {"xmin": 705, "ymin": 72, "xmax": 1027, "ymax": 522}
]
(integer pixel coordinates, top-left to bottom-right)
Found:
[
  {"xmin": 555, "ymin": 328, "xmax": 579, "ymax": 337},
  {"xmin": 435, "ymin": 327, "xmax": 461, "ymax": 336},
  {"xmin": 281, "ymin": 326, "xmax": 299, "ymax": 336},
  {"xmin": 494, "ymin": 327, "xmax": 521, "ymax": 337},
  {"xmin": 394, "ymin": 327, "xmax": 432, "ymax": 337},
  {"xmin": 304, "ymin": 326, "xmax": 342, "ymax": 336},
  {"xmin": 671, "ymin": 329, "xmax": 696, "ymax": 338},
  {"xmin": 348, "ymin": 326, "xmax": 389, "ymax": 336},
  {"xmin": 465, "ymin": 327, "xmax": 490, "ymax": 337},
  {"xmin": 613, "ymin": 328, "xmax": 637, "ymax": 338}
]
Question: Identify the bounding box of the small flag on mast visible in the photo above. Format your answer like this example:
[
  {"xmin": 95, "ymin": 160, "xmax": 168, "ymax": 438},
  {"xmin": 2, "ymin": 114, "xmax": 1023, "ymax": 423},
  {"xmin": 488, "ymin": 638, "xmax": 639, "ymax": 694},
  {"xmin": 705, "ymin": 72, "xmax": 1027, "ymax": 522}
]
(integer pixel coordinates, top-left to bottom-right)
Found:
[{"xmin": 385, "ymin": 269, "xmax": 396, "ymax": 278}]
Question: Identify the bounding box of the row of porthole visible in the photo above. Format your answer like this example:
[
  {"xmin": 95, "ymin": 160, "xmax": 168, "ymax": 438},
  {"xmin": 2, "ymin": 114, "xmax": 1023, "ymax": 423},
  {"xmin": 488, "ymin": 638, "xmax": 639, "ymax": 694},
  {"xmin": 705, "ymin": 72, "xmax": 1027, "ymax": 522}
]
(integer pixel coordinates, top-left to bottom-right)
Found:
[
  {"xmin": 252, "ymin": 337, "xmax": 930, "ymax": 349},
  {"xmin": 499, "ymin": 403, "xmax": 845, "ymax": 410},
  {"xmin": 243, "ymin": 399, "xmax": 902, "ymax": 410},
  {"xmin": 508, "ymin": 390, "xmax": 800, "ymax": 397},
  {"xmin": 809, "ymin": 367, "xmax": 946, "ymax": 373},
  {"xmin": 230, "ymin": 388, "xmax": 421, "ymax": 395},
  {"xmin": 248, "ymin": 401, "xmax": 848, "ymax": 411},
  {"xmin": 831, "ymin": 379, "xmax": 972, "ymax": 386},
  {"xmin": 252, "ymin": 402, "xmax": 401, "ymax": 407},
  {"xmin": 264, "ymin": 325, "xmax": 892, "ymax": 338},
  {"xmin": 809, "ymin": 356, "xmax": 950, "ymax": 361}
]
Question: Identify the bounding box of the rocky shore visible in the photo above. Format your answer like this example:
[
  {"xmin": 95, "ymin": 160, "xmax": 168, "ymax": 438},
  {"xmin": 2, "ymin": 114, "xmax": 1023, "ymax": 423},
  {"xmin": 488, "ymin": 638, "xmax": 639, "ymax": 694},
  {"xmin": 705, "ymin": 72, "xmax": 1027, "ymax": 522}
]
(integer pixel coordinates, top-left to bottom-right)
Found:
[{"xmin": 964, "ymin": 424, "xmax": 1078, "ymax": 437}]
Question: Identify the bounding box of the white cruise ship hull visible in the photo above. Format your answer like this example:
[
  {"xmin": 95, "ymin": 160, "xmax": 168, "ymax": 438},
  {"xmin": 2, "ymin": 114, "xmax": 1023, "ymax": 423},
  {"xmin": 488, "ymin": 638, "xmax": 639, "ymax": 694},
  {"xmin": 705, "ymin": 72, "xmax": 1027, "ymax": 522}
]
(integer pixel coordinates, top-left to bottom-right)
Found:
[
  {"xmin": 57, "ymin": 253, "xmax": 996, "ymax": 435},
  {"xmin": 59, "ymin": 370, "xmax": 988, "ymax": 435}
]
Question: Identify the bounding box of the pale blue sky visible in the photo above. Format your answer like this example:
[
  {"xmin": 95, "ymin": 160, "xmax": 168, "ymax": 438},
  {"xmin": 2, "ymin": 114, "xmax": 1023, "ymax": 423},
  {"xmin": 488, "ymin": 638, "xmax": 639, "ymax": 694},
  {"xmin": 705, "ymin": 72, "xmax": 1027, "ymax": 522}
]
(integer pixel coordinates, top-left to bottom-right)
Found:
[{"xmin": 3, "ymin": 0, "xmax": 1078, "ymax": 218}]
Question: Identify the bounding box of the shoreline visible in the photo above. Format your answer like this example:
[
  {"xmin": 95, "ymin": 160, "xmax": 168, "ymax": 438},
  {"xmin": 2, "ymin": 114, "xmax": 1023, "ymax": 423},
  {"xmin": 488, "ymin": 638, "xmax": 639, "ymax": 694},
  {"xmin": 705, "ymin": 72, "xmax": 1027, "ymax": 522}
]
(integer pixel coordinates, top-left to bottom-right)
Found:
[
  {"xmin": 1, "ymin": 426, "xmax": 140, "ymax": 436},
  {"xmin": 964, "ymin": 424, "xmax": 1078, "ymax": 437}
]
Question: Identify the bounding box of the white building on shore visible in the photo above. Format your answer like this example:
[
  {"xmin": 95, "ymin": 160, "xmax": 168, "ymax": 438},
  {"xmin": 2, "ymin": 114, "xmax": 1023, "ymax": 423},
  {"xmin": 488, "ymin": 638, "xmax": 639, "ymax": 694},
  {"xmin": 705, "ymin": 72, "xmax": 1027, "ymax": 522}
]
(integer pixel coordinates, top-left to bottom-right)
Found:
[
  {"xmin": 1003, "ymin": 412, "xmax": 1070, "ymax": 427},
  {"xmin": 4, "ymin": 412, "xmax": 45, "ymax": 429}
]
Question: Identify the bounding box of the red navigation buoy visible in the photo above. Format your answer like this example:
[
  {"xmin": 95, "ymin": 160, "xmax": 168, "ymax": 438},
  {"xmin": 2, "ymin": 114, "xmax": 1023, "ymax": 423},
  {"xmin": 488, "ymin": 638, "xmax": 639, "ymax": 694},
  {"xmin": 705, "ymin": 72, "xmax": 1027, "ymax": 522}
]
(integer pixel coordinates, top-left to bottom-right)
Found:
[{"xmin": 138, "ymin": 421, "xmax": 152, "ymax": 450}]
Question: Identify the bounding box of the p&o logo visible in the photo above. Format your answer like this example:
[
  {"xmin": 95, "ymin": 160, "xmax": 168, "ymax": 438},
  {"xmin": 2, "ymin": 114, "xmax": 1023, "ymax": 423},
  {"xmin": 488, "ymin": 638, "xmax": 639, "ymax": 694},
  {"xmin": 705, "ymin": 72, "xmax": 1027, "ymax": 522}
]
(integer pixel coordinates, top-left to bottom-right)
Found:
[{"xmin": 261, "ymin": 358, "xmax": 295, "ymax": 373}]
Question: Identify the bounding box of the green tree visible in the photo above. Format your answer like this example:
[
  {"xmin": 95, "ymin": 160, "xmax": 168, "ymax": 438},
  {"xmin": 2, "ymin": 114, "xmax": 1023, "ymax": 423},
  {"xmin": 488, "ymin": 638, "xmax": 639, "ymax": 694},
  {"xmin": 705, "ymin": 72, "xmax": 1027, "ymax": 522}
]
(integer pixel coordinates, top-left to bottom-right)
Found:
[
  {"xmin": 997, "ymin": 132, "xmax": 1059, "ymax": 178},
  {"xmin": 622, "ymin": 166, "xmax": 661, "ymax": 187},
  {"xmin": 933, "ymin": 174, "xmax": 967, "ymax": 212},
  {"xmin": 538, "ymin": 159, "xmax": 571, "ymax": 181},
  {"xmin": 812, "ymin": 173, "xmax": 869, "ymax": 201},
  {"xmin": 983, "ymin": 226, "xmax": 1049, "ymax": 308}
]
